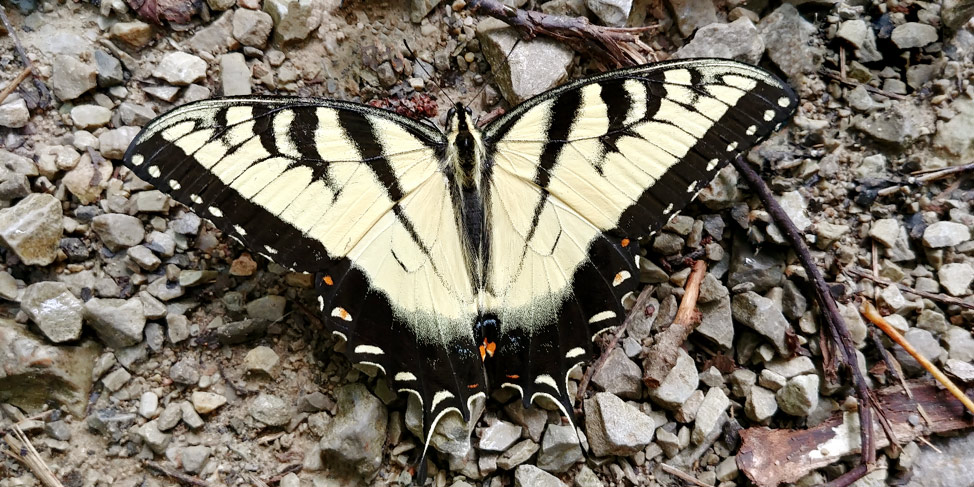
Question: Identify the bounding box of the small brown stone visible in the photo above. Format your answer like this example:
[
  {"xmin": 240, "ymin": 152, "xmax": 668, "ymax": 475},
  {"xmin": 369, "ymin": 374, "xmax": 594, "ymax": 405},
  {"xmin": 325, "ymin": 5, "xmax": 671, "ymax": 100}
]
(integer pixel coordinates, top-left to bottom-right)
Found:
[{"xmin": 230, "ymin": 252, "xmax": 258, "ymax": 276}]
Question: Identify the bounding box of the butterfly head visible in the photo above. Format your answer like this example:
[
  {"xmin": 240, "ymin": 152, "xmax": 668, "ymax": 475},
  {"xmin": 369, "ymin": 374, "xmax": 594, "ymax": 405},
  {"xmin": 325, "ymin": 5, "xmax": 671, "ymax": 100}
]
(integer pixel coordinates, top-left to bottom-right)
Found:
[
  {"xmin": 446, "ymin": 103, "xmax": 483, "ymax": 189},
  {"xmin": 446, "ymin": 103, "xmax": 474, "ymax": 133}
]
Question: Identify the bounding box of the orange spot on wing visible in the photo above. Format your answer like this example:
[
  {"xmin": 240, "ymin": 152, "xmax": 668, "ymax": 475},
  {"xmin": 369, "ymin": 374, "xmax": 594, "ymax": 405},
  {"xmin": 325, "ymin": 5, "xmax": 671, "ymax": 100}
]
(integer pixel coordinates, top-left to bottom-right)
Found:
[
  {"xmin": 467, "ymin": 383, "xmax": 479, "ymax": 389},
  {"xmin": 479, "ymin": 345, "xmax": 486, "ymax": 361},
  {"xmin": 506, "ymin": 374, "xmax": 520, "ymax": 380},
  {"xmin": 621, "ymin": 238, "xmax": 630, "ymax": 247},
  {"xmin": 323, "ymin": 275, "xmax": 334, "ymax": 286},
  {"xmin": 485, "ymin": 341, "xmax": 496, "ymax": 357}
]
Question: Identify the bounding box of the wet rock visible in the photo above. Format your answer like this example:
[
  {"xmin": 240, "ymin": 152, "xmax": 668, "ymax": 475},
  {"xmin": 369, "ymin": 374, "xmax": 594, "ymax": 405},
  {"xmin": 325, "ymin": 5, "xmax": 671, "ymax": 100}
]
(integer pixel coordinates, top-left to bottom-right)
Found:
[
  {"xmin": 923, "ymin": 222, "xmax": 971, "ymax": 248},
  {"xmin": 731, "ymin": 292, "xmax": 789, "ymax": 355},
  {"xmin": 585, "ymin": 0, "xmax": 631, "ymax": 27},
  {"xmin": 109, "ymin": 21, "xmax": 153, "ymax": 48},
  {"xmin": 891, "ymin": 22, "xmax": 938, "ymax": 49},
  {"xmin": 675, "ymin": 17, "xmax": 763, "ymax": 63},
  {"xmin": 0, "ymin": 193, "xmax": 63, "ymax": 266},
  {"xmin": 251, "ymin": 392, "xmax": 291, "ymax": 426},
  {"xmin": 478, "ymin": 18, "xmax": 573, "ymax": 105},
  {"xmin": 938, "ymin": 263, "xmax": 973, "ymax": 296},
  {"xmin": 692, "ymin": 387, "xmax": 729, "ymax": 444},
  {"xmin": 243, "ymin": 345, "xmax": 279, "ymax": 376},
  {"xmin": 84, "ymin": 297, "xmax": 146, "ymax": 348},
  {"xmin": 0, "ymin": 98, "xmax": 30, "ymax": 128},
  {"xmin": 94, "ymin": 50, "xmax": 124, "ymax": 87},
  {"xmin": 153, "ymin": 52, "xmax": 207, "ymax": 86},
  {"xmin": 536, "ymin": 423, "xmax": 582, "ymax": 473},
  {"xmin": 20, "ymin": 281, "xmax": 84, "ymax": 343},
  {"xmin": 666, "ymin": 0, "xmax": 717, "ymax": 36},
  {"xmin": 758, "ymin": 4, "xmax": 823, "ymax": 81},
  {"xmin": 515, "ymin": 464, "xmax": 567, "ymax": 487},
  {"xmin": 263, "ymin": 0, "xmax": 320, "ymax": 44},
  {"xmin": 50, "ymin": 55, "xmax": 96, "ymax": 101},
  {"xmin": 181, "ymin": 445, "xmax": 211, "ymax": 474},
  {"xmin": 591, "ymin": 348, "xmax": 643, "ymax": 399},
  {"xmin": 776, "ymin": 374, "xmax": 819, "ymax": 416},
  {"xmin": 479, "ymin": 420, "xmax": 522, "ymax": 452},
  {"xmin": 647, "ymin": 348, "xmax": 698, "ymax": 409},
  {"xmin": 318, "ymin": 383, "xmax": 387, "ymax": 479},
  {"xmin": 0, "ymin": 319, "xmax": 99, "ymax": 417},
  {"xmin": 192, "ymin": 391, "xmax": 227, "ymax": 414},
  {"xmin": 745, "ymin": 385, "xmax": 777, "ymax": 422},
  {"xmin": 92, "ymin": 214, "xmax": 145, "ymax": 252},
  {"xmin": 221, "ymin": 52, "xmax": 252, "ymax": 96},
  {"xmin": 497, "ymin": 438, "xmax": 540, "ymax": 470},
  {"xmin": 233, "ymin": 9, "xmax": 273, "ymax": 48},
  {"xmin": 585, "ymin": 392, "xmax": 655, "ymax": 457}
]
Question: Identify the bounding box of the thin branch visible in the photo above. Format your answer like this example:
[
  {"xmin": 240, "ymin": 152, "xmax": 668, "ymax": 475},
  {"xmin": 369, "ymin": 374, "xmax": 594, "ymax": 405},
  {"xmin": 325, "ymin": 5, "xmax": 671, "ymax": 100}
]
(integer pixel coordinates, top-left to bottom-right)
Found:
[
  {"xmin": 643, "ymin": 260, "xmax": 707, "ymax": 388},
  {"xmin": 731, "ymin": 156, "xmax": 876, "ymax": 487},
  {"xmin": 145, "ymin": 461, "xmax": 211, "ymax": 487},
  {"xmin": 846, "ymin": 267, "xmax": 974, "ymax": 311},
  {"xmin": 910, "ymin": 162, "xmax": 974, "ymax": 183},
  {"xmin": 466, "ymin": 0, "xmax": 656, "ymax": 68},
  {"xmin": 576, "ymin": 285, "xmax": 655, "ymax": 406},
  {"xmin": 0, "ymin": 65, "xmax": 31, "ymax": 105},
  {"xmin": 861, "ymin": 301, "xmax": 974, "ymax": 415},
  {"xmin": 2, "ymin": 425, "xmax": 64, "ymax": 487},
  {"xmin": 0, "ymin": 5, "xmax": 51, "ymax": 108},
  {"xmin": 659, "ymin": 463, "xmax": 711, "ymax": 487},
  {"xmin": 819, "ymin": 68, "xmax": 906, "ymax": 100}
]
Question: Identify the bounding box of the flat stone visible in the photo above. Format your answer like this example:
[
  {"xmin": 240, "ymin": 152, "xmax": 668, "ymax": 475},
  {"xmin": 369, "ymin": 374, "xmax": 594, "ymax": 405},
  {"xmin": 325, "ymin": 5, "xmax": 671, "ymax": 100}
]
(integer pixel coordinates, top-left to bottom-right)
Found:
[
  {"xmin": 945, "ymin": 359, "xmax": 974, "ymax": 382},
  {"xmin": 758, "ymin": 4, "xmax": 823, "ymax": 81},
  {"xmin": 933, "ymin": 97, "xmax": 974, "ymax": 161},
  {"xmin": 133, "ymin": 190, "xmax": 170, "ymax": 213},
  {"xmin": 944, "ymin": 326, "xmax": 974, "ymax": 362},
  {"xmin": 674, "ymin": 17, "xmax": 763, "ymax": 63},
  {"xmin": 692, "ymin": 387, "xmax": 729, "ymax": 444},
  {"xmin": 101, "ymin": 367, "xmax": 131, "ymax": 392},
  {"xmin": 585, "ymin": 392, "xmax": 655, "ymax": 457},
  {"xmin": 84, "ymin": 297, "xmax": 146, "ymax": 348},
  {"xmin": 836, "ymin": 19, "xmax": 867, "ymax": 48},
  {"xmin": 170, "ymin": 358, "xmax": 201, "ymax": 385},
  {"xmin": 727, "ymin": 235, "xmax": 784, "ymax": 292},
  {"xmin": 477, "ymin": 18, "xmax": 573, "ymax": 105},
  {"xmin": 585, "ymin": 0, "xmax": 631, "ymax": 27},
  {"xmin": 181, "ymin": 445, "xmax": 211, "ymax": 474},
  {"xmin": 94, "ymin": 50, "xmax": 125, "ymax": 88},
  {"xmin": 220, "ymin": 52, "xmax": 252, "ymax": 96},
  {"xmin": 50, "ymin": 55, "xmax": 96, "ymax": 101},
  {"xmin": 731, "ymin": 291, "xmax": 790, "ymax": 355},
  {"xmin": 666, "ymin": 0, "xmax": 717, "ymax": 36},
  {"xmin": 92, "ymin": 214, "xmax": 145, "ymax": 251},
  {"xmin": 127, "ymin": 245, "xmax": 161, "ymax": 271},
  {"xmin": 143, "ymin": 85, "xmax": 181, "ymax": 102},
  {"xmin": 20, "ymin": 282, "xmax": 84, "ymax": 342},
  {"xmin": 157, "ymin": 402, "xmax": 182, "ymax": 431},
  {"xmin": 250, "ymin": 392, "xmax": 291, "ymax": 426},
  {"xmin": 182, "ymin": 401, "xmax": 205, "ymax": 428},
  {"xmin": 891, "ymin": 22, "xmax": 938, "ymax": 49},
  {"xmin": 138, "ymin": 420, "xmax": 171, "ymax": 454},
  {"xmin": 117, "ymin": 102, "xmax": 155, "ymax": 126},
  {"xmin": 923, "ymin": 222, "xmax": 971, "ymax": 248},
  {"xmin": 166, "ymin": 314, "xmax": 191, "ymax": 343},
  {"xmin": 497, "ymin": 438, "xmax": 540, "ymax": 470},
  {"xmin": 192, "ymin": 391, "xmax": 227, "ymax": 414},
  {"xmin": 515, "ymin": 464, "xmax": 567, "ymax": 487},
  {"xmin": 147, "ymin": 277, "xmax": 184, "ymax": 301},
  {"xmin": 318, "ymin": 383, "xmax": 387, "ymax": 478},
  {"xmin": 109, "ymin": 21, "xmax": 153, "ymax": 48},
  {"xmin": 139, "ymin": 391, "xmax": 159, "ymax": 418},
  {"xmin": 0, "ymin": 193, "xmax": 63, "ymax": 266},
  {"xmin": 591, "ymin": 347, "xmax": 643, "ymax": 399},
  {"xmin": 647, "ymin": 348, "xmax": 698, "ymax": 409},
  {"xmin": 479, "ymin": 420, "xmax": 522, "ymax": 452},
  {"xmin": 263, "ymin": 0, "xmax": 320, "ymax": 44},
  {"xmin": 243, "ymin": 345, "xmax": 279, "ymax": 376},
  {"xmin": 233, "ymin": 8, "xmax": 273, "ymax": 47},
  {"xmin": 745, "ymin": 386, "xmax": 777, "ymax": 422},
  {"xmin": 0, "ymin": 98, "xmax": 30, "ymax": 128},
  {"xmin": 536, "ymin": 423, "xmax": 582, "ymax": 473},
  {"xmin": 938, "ymin": 263, "xmax": 973, "ymax": 296},
  {"xmin": 153, "ymin": 52, "xmax": 207, "ymax": 86},
  {"xmin": 187, "ymin": 11, "xmax": 239, "ymax": 55},
  {"xmin": 728, "ymin": 368, "xmax": 756, "ymax": 399},
  {"xmin": 63, "ymin": 154, "xmax": 112, "ymax": 204},
  {"xmin": 246, "ymin": 295, "xmax": 287, "ymax": 321},
  {"xmin": 855, "ymin": 100, "xmax": 930, "ymax": 147},
  {"xmin": 776, "ymin": 374, "xmax": 819, "ymax": 416},
  {"xmin": 504, "ymin": 399, "xmax": 548, "ymax": 442},
  {"xmin": 98, "ymin": 126, "xmax": 141, "ymax": 160},
  {"xmin": 765, "ymin": 356, "xmax": 815, "ymax": 378}
]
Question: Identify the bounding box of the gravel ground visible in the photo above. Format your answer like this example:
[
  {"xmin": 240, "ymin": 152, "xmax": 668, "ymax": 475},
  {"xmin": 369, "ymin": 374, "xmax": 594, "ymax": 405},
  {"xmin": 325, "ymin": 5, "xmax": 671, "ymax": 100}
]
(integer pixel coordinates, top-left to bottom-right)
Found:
[{"xmin": 1, "ymin": 0, "xmax": 973, "ymax": 486}]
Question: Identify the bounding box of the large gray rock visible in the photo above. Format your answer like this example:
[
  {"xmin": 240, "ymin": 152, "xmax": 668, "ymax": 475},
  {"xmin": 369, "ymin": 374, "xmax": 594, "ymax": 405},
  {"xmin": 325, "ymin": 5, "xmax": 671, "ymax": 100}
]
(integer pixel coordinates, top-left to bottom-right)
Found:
[
  {"xmin": 731, "ymin": 291, "xmax": 790, "ymax": 355},
  {"xmin": 50, "ymin": 55, "xmax": 96, "ymax": 101},
  {"xmin": 855, "ymin": 100, "xmax": 932, "ymax": 147},
  {"xmin": 591, "ymin": 347, "xmax": 643, "ymax": 399},
  {"xmin": 890, "ymin": 22, "xmax": 939, "ymax": 49},
  {"xmin": 536, "ymin": 424, "xmax": 582, "ymax": 473},
  {"xmin": 584, "ymin": 392, "xmax": 655, "ymax": 457},
  {"xmin": 0, "ymin": 319, "xmax": 100, "ymax": 417},
  {"xmin": 153, "ymin": 52, "xmax": 208, "ymax": 86},
  {"xmin": 92, "ymin": 214, "xmax": 145, "ymax": 251},
  {"xmin": 923, "ymin": 221, "xmax": 971, "ymax": 248},
  {"xmin": 646, "ymin": 347, "xmax": 698, "ymax": 408},
  {"xmin": 20, "ymin": 281, "xmax": 84, "ymax": 343},
  {"xmin": 263, "ymin": 0, "xmax": 320, "ymax": 44},
  {"xmin": 674, "ymin": 18, "xmax": 764, "ymax": 63},
  {"xmin": 758, "ymin": 4, "xmax": 823, "ymax": 82},
  {"xmin": 515, "ymin": 464, "xmax": 567, "ymax": 487},
  {"xmin": 479, "ymin": 420, "xmax": 522, "ymax": 452},
  {"xmin": 666, "ymin": 0, "xmax": 717, "ymax": 36},
  {"xmin": 905, "ymin": 433, "xmax": 974, "ymax": 487},
  {"xmin": 939, "ymin": 263, "xmax": 973, "ymax": 296},
  {"xmin": 0, "ymin": 193, "xmax": 63, "ymax": 266},
  {"xmin": 318, "ymin": 383, "xmax": 388, "ymax": 480},
  {"xmin": 477, "ymin": 18, "xmax": 573, "ymax": 105},
  {"xmin": 692, "ymin": 387, "xmax": 729, "ymax": 444},
  {"xmin": 84, "ymin": 297, "xmax": 146, "ymax": 348},
  {"xmin": 585, "ymin": 0, "xmax": 631, "ymax": 27}
]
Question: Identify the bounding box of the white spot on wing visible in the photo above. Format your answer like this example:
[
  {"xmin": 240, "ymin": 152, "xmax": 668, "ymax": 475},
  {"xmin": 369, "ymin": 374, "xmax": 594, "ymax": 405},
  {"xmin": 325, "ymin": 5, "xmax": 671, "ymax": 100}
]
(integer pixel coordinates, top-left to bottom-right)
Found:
[
  {"xmin": 663, "ymin": 203, "xmax": 673, "ymax": 214},
  {"xmin": 778, "ymin": 96, "xmax": 791, "ymax": 107},
  {"xmin": 395, "ymin": 372, "xmax": 417, "ymax": 382},
  {"xmin": 566, "ymin": 347, "xmax": 586, "ymax": 359},
  {"xmin": 190, "ymin": 194, "xmax": 203, "ymax": 204},
  {"xmin": 317, "ymin": 295, "xmax": 324, "ymax": 311},
  {"xmin": 746, "ymin": 125, "xmax": 757, "ymax": 136},
  {"xmin": 264, "ymin": 245, "xmax": 278, "ymax": 255},
  {"xmin": 168, "ymin": 179, "xmax": 181, "ymax": 190},
  {"xmin": 354, "ymin": 345, "xmax": 384, "ymax": 355},
  {"xmin": 233, "ymin": 224, "xmax": 247, "ymax": 236},
  {"xmin": 148, "ymin": 166, "xmax": 161, "ymax": 178},
  {"xmin": 706, "ymin": 158, "xmax": 719, "ymax": 171},
  {"xmin": 726, "ymin": 141, "xmax": 738, "ymax": 152},
  {"xmin": 208, "ymin": 206, "xmax": 223, "ymax": 217},
  {"xmin": 764, "ymin": 109, "xmax": 775, "ymax": 121},
  {"xmin": 331, "ymin": 307, "xmax": 352, "ymax": 321},
  {"xmin": 431, "ymin": 390, "xmax": 455, "ymax": 410},
  {"xmin": 613, "ymin": 270, "xmax": 631, "ymax": 287},
  {"xmin": 588, "ymin": 310, "xmax": 617, "ymax": 324},
  {"xmin": 131, "ymin": 154, "xmax": 144, "ymax": 166},
  {"xmin": 534, "ymin": 374, "xmax": 558, "ymax": 390}
]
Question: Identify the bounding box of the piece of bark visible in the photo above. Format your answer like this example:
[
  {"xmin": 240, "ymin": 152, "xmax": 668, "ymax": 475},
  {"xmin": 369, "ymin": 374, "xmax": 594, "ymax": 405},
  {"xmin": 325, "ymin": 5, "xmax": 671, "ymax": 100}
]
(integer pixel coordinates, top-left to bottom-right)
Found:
[{"xmin": 738, "ymin": 380, "xmax": 974, "ymax": 487}]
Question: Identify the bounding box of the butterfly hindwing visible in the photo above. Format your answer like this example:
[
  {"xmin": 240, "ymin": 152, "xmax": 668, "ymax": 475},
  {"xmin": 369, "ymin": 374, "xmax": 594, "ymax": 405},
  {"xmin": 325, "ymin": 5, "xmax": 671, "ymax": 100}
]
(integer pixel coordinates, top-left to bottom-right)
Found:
[
  {"xmin": 480, "ymin": 58, "xmax": 797, "ymax": 414},
  {"xmin": 123, "ymin": 97, "xmax": 484, "ymax": 445}
]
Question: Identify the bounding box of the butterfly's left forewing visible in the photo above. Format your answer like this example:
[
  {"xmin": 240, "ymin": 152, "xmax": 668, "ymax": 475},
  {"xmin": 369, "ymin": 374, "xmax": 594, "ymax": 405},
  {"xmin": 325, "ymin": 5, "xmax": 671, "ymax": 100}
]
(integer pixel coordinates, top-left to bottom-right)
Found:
[
  {"xmin": 123, "ymin": 97, "xmax": 486, "ymax": 447},
  {"xmin": 480, "ymin": 59, "xmax": 798, "ymax": 414}
]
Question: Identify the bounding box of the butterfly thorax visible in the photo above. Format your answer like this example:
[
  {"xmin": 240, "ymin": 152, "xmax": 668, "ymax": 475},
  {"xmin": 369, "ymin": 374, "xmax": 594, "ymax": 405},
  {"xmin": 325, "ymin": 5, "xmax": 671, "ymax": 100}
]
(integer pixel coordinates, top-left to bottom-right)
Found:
[{"xmin": 445, "ymin": 103, "xmax": 485, "ymax": 191}]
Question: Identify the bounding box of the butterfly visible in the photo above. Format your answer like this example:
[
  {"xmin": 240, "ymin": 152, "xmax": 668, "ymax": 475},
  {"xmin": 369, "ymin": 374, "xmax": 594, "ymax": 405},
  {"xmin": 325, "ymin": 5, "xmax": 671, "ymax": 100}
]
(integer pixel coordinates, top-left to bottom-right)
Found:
[{"xmin": 122, "ymin": 58, "xmax": 797, "ymax": 459}]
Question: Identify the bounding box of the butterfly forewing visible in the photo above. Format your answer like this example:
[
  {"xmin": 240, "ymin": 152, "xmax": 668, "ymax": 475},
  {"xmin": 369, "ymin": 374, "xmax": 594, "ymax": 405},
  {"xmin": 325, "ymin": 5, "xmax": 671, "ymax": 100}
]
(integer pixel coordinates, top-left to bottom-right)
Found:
[{"xmin": 480, "ymin": 58, "xmax": 797, "ymax": 410}]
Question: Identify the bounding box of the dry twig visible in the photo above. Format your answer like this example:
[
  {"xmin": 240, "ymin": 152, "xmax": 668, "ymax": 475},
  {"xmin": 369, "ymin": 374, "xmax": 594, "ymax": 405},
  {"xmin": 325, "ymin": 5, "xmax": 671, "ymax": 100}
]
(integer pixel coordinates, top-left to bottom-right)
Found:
[
  {"xmin": 659, "ymin": 463, "xmax": 711, "ymax": 487},
  {"xmin": 861, "ymin": 301, "xmax": 974, "ymax": 415},
  {"xmin": 847, "ymin": 267, "xmax": 974, "ymax": 311},
  {"xmin": 0, "ymin": 5, "xmax": 51, "ymax": 108},
  {"xmin": 642, "ymin": 260, "xmax": 707, "ymax": 388},
  {"xmin": 819, "ymin": 68, "xmax": 907, "ymax": 100},
  {"xmin": 2, "ymin": 425, "xmax": 64, "ymax": 487},
  {"xmin": 145, "ymin": 461, "xmax": 211, "ymax": 487},
  {"xmin": 911, "ymin": 162, "xmax": 974, "ymax": 183},
  {"xmin": 0, "ymin": 66, "xmax": 31, "ymax": 106}
]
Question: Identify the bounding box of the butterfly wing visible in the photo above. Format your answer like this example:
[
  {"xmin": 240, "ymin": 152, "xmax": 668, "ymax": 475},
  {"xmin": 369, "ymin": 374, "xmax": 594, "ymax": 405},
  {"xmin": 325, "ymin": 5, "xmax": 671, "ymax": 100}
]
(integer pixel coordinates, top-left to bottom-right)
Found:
[
  {"xmin": 123, "ymin": 97, "xmax": 486, "ymax": 444},
  {"xmin": 480, "ymin": 59, "xmax": 798, "ymax": 415}
]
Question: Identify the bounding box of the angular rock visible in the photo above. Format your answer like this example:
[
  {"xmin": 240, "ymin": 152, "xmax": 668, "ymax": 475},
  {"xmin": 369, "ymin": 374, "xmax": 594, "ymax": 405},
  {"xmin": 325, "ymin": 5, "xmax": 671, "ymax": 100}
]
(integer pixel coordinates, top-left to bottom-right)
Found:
[
  {"xmin": 263, "ymin": 0, "xmax": 320, "ymax": 44},
  {"xmin": 246, "ymin": 295, "xmax": 287, "ymax": 321},
  {"xmin": 938, "ymin": 263, "xmax": 974, "ymax": 297},
  {"xmin": 504, "ymin": 399, "xmax": 548, "ymax": 442},
  {"xmin": 536, "ymin": 423, "xmax": 582, "ymax": 473},
  {"xmin": 20, "ymin": 281, "xmax": 84, "ymax": 343},
  {"xmin": 515, "ymin": 464, "xmax": 567, "ymax": 487},
  {"xmin": 98, "ymin": 126, "xmax": 141, "ymax": 160},
  {"xmin": 92, "ymin": 214, "xmax": 145, "ymax": 251},
  {"xmin": 0, "ymin": 193, "xmax": 63, "ymax": 266},
  {"xmin": 758, "ymin": 4, "xmax": 822, "ymax": 81},
  {"xmin": 674, "ymin": 18, "xmax": 764, "ymax": 64},
  {"xmin": 477, "ymin": 18, "xmax": 573, "ymax": 105},
  {"xmin": 233, "ymin": 8, "xmax": 273, "ymax": 47},
  {"xmin": 890, "ymin": 22, "xmax": 938, "ymax": 49},
  {"xmin": 187, "ymin": 11, "xmax": 239, "ymax": 55},
  {"xmin": 923, "ymin": 222, "xmax": 971, "ymax": 248},
  {"xmin": 855, "ymin": 100, "xmax": 929, "ymax": 147},
  {"xmin": 221, "ymin": 52, "xmax": 252, "ymax": 96},
  {"xmin": 153, "ymin": 52, "xmax": 207, "ymax": 86},
  {"xmin": 934, "ymin": 97, "xmax": 974, "ymax": 161},
  {"xmin": 84, "ymin": 297, "xmax": 146, "ymax": 348},
  {"xmin": 0, "ymin": 98, "xmax": 30, "ymax": 128},
  {"xmin": 591, "ymin": 347, "xmax": 643, "ymax": 399},
  {"xmin": 646, "ymin": 347, "xmax": 698, "ymax": 409},
  {"xmin": 192, "ymin": 391, "xmax": 227, "ymax": 414},
  {"xmin": 776, "ymin": 374, "xmax": 819, "ymax": 416},
  {"xmin": 585, "ymin": 392, "xmax": 655, "ymax": 457},
  {"xmin": 138, "ymin": 420, "xmax": 170, "ymax": 454},
  {"xmin": 731, "ymin": 291, "xmax": 789, "ymax": 355},
  {"xmin": 945, "ymin": 326, "xmax": 974, "ymax": 362},
  {"xmin": 666, "ymin": 0, "xmax": 717, "ymax": 36},
  {"xmin": 243, "ymin": 345, "xmax": 280, "ymax": 376},
  {"xmin": 585, "ymin": 0, "xmax": 631, "ymax": 27},
  {"xmin": 94, "ymin": 50, "xmax": 124, "ymax": 87},
  {"xmin": 318, "ymin": 383, "xmax": 388, "ymax": 479},
  {"xmin": 727, "ymin": 235, "xmax": 784, "ymax": 292},
  {"xmin": 109, "ymin": 21, "xmax": 153, "ymax": 48},
  {"xmin": 181, "ymin": 445, "xmax": 211, "ymax": 474},
  {"xmin": 692, "ymin": 387, "xmax": 729, "ymax": 444},
  {"xmin": 251, "ymin": 393, "xmax": 291, "ymax": 426},
  {"xmin": 479, "ymin": 420, "xmax": 522, "ymax": 452},
  {"xmin": 50, "ymin": 55, "xmax": 96, "ymax": 101},
  {"xmin": 745, "ymin": 385, "xmax": 777, "ymax": 422},
  {"xmin": 63, "ymin": 154, "xmax": 112, "ymax": 204}
]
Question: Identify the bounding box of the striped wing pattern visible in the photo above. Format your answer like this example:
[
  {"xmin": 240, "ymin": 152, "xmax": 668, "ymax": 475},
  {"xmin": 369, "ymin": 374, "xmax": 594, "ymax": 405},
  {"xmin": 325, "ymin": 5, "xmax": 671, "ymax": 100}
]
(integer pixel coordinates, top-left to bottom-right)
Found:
[
  {"xmin": 122, "ymin": 59, "xmax": 797, "ymax": 463},
  {"xmin": 123, "ymin": 97, "xmax": 487, "ymax": 446},
  {"xmin": 479, "ymin": 59, "xmax": 797, "ymax": 415}
]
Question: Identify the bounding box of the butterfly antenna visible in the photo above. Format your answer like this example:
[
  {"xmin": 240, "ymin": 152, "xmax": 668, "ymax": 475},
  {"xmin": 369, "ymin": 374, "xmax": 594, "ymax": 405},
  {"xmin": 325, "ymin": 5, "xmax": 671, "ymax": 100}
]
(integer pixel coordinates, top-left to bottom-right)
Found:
[
  {"xmin": 403, "ymin": 40, "xmax": 457, "ymax": 107},
  {"xmin": 465, "ymin": 37, "xmax": 522, "ymax": 120}
]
